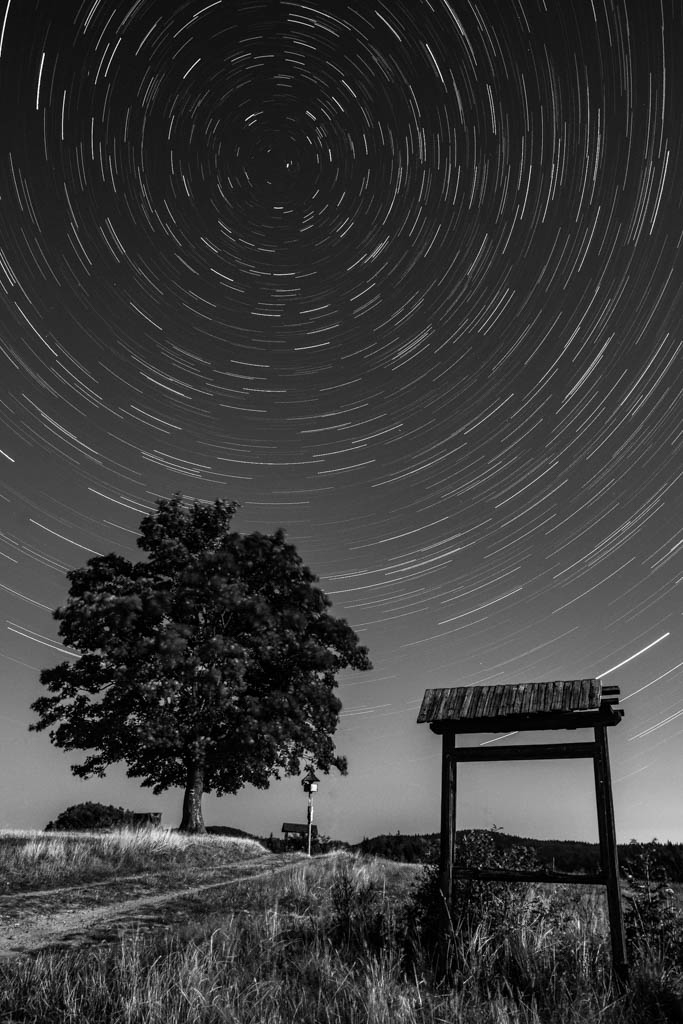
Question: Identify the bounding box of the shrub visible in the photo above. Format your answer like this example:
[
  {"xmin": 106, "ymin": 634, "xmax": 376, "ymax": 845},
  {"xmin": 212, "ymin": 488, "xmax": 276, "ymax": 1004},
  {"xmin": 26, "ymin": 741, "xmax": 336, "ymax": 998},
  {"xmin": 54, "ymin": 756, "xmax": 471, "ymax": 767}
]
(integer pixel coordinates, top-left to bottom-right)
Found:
[
  {"xmin": 408, "ymin": 829, "xmax": 540, "ymax": 934},
  {"xmin": 622, "ymin": 839, "xmax": 683, "ymax": 970},
  {"xmin": 45, "ymin": 802, "xmax": 134, "ymax": 832},
  {"xmin": 328, "ymin": 861, "xmax": 397, "ymax": 956},
  {"xmin": 404, "ymin": 828, "xmax": 556, "ymax": 985}
]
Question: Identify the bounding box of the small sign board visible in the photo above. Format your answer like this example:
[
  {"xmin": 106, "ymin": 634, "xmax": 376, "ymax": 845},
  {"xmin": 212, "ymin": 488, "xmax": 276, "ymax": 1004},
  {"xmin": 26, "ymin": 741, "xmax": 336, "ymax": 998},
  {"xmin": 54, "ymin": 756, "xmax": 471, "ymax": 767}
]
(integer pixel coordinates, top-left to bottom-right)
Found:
[
  {"xmin": 281, "ymin": 822, "xmax": 318, "ymax": 837},
  {"xmin": 128, "ymin": 812, "xmax": 162, "ymax": 828}
]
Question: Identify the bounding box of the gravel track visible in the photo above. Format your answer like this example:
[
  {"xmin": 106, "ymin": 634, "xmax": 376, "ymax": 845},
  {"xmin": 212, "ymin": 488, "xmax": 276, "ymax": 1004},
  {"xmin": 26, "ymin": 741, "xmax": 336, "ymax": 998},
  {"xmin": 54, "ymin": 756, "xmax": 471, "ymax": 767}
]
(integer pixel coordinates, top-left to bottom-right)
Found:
[{"xmin": 0, "ymin": 852, "xmax": 333, "ymax": 959}]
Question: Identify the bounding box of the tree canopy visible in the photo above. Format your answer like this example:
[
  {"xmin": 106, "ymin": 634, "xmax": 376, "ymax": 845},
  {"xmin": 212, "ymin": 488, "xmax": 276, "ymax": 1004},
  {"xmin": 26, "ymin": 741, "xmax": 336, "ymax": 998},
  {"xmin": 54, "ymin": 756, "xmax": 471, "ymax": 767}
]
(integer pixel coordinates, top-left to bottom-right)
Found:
[{"xmin": 30, "ymin": 495, "xmax": 371, "ymax": 832}]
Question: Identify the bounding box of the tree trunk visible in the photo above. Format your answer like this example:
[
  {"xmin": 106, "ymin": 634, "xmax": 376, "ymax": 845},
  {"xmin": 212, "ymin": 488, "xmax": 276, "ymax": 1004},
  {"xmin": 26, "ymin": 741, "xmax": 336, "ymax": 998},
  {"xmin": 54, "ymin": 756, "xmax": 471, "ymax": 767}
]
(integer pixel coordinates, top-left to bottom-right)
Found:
[{"xmin": 180, "ymin": 761, "xmax": 206, "ymax": 833}]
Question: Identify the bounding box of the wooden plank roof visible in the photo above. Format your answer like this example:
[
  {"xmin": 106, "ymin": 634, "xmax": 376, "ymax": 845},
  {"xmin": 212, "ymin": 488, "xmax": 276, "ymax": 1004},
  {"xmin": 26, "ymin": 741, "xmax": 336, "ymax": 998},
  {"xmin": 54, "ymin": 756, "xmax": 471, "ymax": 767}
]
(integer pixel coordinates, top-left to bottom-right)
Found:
[{"xmin": 417, "ymin": 679, "xmax": 603, "ymax": 724}]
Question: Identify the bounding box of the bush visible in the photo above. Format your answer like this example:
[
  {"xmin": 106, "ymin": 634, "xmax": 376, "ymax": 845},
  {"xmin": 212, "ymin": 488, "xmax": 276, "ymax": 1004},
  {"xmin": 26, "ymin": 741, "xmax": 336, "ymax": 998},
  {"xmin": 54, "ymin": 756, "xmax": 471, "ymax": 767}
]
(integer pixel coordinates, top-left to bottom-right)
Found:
[
  {"xmin": 328, "ymin": 862, "xmax": 397, "ymax": 956},
  {"xmin": 622, "ymin": 839, "xmax": 683, "ymax": 970},
  {"xmin": 404, "ymin": 828, "xmax": 552, "ymax": 984},
  {"xmin": 409, "ymin": 829, "xmax": 540, "ymax": 933},
  {"xmin": 45, "ymin": 802, "xmax": 134, "ymax": 832}
]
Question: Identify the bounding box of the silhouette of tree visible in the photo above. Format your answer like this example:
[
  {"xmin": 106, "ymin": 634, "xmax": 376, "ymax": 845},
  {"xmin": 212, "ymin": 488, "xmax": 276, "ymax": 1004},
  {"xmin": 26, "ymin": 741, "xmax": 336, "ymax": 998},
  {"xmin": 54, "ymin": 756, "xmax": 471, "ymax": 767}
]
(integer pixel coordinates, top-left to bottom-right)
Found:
[{"xmin": 31, "ymin": 495, "xmax": 371, "ymax": 832}]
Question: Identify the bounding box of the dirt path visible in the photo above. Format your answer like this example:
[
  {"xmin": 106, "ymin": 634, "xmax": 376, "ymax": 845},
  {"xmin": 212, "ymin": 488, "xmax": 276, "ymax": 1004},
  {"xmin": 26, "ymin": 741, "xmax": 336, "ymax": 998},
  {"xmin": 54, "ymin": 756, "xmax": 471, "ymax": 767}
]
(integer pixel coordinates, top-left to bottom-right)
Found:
[{"xmin": 0, "ymin": 852, "xmax": 331, "ymax": 959}]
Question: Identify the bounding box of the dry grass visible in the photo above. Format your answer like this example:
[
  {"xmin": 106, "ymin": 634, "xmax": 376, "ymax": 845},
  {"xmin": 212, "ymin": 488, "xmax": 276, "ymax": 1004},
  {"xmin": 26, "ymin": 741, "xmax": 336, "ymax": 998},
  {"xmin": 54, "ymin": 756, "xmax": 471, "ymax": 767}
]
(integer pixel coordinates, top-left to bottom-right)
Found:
[
  {"xmin": 0, "ymin": 828, "xmax": 267, "ymax": 893},
  {"xmin": 0, "ymin": 844, "xmax": 681, "ymax": 1023}
]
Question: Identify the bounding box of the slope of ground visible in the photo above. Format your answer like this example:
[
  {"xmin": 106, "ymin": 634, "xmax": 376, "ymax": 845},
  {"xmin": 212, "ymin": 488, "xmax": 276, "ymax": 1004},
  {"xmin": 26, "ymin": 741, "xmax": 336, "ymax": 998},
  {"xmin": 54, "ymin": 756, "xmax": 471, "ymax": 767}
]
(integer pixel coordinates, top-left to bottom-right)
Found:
[
  {"xmin": 0, "ymin": 852, "xmax": 322, "ymax": 958},
  {"xmin": 0, "ymin": 828, "xmax": 267, "ymax": 894},
  {"xmin": 0, "ymin": 829, "xmax": 323, "ymax": 958}
]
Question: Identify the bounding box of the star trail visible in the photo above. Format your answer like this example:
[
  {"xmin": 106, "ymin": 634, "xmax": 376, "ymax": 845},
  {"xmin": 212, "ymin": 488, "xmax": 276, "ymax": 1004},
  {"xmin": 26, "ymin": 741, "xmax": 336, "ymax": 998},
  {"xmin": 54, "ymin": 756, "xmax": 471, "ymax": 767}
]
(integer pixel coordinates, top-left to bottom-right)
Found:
[{"xmin": 0, "ymin": 0, "xmax": 681, "ymax": 841}]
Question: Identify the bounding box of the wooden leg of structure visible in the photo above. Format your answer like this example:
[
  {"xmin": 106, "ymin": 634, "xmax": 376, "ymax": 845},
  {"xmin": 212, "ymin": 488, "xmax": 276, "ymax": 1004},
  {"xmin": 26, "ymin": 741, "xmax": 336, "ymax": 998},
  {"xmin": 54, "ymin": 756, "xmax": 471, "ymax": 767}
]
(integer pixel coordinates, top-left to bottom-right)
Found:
[
  {"xmin": 439, "ymin": 730, "xmax": 456, "ymax": 909},
  {"xmin": 593, "ymin": 725, "xmax": 628, "ymax": 984}
]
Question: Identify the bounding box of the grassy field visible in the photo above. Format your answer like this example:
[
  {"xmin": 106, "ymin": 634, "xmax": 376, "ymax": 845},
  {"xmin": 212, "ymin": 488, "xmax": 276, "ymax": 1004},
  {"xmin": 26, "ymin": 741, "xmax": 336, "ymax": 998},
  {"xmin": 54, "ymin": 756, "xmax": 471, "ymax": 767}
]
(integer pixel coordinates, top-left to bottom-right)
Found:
[
  {"xmin": 0, "ymin": 830, "xmax": 681, "ymax": 1023},
  {"xmin": 0, "ymin": 827, "xmax": 267, "ymax": 893}
]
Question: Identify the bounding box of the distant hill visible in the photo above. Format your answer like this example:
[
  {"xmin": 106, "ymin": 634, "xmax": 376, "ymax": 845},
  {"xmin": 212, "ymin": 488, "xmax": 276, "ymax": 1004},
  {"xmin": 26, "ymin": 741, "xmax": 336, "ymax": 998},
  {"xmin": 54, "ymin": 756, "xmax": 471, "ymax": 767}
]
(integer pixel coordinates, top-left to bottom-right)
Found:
[
  {"xmin": 207, "ymin": 826, "xmax": 351, "ymax": 854},
  {"xmin": 206, "ymin": 825, "xmax": 255, "ymax": 839},
  {"xmin": 355, "ymin": 830, "xmax": 683, "ymax": 881}
]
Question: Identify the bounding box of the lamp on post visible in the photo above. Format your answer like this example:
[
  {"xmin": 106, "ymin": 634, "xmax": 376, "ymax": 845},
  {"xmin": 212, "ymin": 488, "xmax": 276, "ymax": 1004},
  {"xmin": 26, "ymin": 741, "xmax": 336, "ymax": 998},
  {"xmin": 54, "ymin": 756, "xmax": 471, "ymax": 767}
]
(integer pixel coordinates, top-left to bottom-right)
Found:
[{"xmin": 301, "ymin": 767, "xmax": 320, "ymax": 856}]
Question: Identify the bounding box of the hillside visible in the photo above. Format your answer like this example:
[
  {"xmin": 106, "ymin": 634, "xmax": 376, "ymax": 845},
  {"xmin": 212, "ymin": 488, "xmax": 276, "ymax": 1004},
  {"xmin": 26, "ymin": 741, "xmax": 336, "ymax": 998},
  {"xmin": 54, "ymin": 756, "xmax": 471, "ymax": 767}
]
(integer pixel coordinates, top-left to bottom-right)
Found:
[{"xmin": 356, "ymin": 830, "xmax": 683, "ymax": 880}]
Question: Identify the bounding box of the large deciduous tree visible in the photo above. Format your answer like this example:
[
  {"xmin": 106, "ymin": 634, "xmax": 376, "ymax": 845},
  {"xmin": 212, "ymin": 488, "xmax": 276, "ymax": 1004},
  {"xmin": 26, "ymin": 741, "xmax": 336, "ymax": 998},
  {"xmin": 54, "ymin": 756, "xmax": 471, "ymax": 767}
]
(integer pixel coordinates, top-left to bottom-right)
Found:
[{"xmin": 30, "ymin": 495, "xmax": 371, "ymax": 832}]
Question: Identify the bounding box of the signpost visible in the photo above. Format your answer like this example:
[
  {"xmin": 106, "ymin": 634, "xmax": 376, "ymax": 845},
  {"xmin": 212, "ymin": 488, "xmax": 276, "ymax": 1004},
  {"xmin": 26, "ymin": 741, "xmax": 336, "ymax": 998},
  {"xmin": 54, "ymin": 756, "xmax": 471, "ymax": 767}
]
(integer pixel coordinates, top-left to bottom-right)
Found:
[{"xmin": 301, "ymin": 767, "xmax": 320, "ymax": 856}]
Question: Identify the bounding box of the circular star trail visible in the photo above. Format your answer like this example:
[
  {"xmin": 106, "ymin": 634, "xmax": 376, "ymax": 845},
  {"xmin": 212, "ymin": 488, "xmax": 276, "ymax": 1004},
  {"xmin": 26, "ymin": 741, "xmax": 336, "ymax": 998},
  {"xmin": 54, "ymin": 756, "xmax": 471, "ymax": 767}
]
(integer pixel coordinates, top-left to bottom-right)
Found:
[{"xmin": 0, "ymin": 0, "xmax": 682, "ymax": 840}]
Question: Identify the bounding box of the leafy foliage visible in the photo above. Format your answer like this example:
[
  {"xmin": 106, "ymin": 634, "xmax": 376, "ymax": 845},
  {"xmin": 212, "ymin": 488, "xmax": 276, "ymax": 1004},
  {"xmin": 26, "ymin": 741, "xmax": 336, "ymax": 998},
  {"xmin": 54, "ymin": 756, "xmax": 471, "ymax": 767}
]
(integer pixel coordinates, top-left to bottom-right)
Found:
[
  {"xmin": 45, "ymin": 802, "xmax": 134, "ymax": 832},
  {"xmin": 407, "ymin": 829, "xmax": 541, "ymax": 952},
  {"xmin": 403, "ymin": 829, "xmax": 610, "ymax": 996},
  {"xmin": 30, "ymin": 495, "xmax": 371, "ymax": 830},
  {"xmin": 622, "ymin": 840, "xmax": 683, "ymax": 970}
]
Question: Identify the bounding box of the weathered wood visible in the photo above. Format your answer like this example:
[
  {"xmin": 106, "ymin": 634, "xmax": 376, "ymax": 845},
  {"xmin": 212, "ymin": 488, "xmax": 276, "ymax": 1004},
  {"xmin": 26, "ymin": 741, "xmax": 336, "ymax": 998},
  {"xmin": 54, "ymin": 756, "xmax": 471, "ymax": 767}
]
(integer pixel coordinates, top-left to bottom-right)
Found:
[
  {"xmin": 593, "ymin": 725, "xmax": 628, "ymax": 981},
  {"xmin": 579, "ymin": 678, "xmax": 591, "ymax": 710},
  {"xmin": 451, "ymin": 741, "xmax": 597, "ymax": 762},
  {"xmin": 429, "ymin": 706, "xmax": 623, "ymax": 735},
  {"xmin": 439, "ymin": 731, "xmax": 456, "ymax": 905},
  {"xmin": 460, "ymin": 686, "xmax": 476, "ymax": 719},
  {"xmin": 480, "ymin": 685, "xmax": 496, "ymax": 718},
  {"xmin": 510, "ymin": 683, "xmax": 525, "ymax": 715},
  {"xmin": 443, "ymin": 687, "xmax": 461, "ymax": 719},
  {"xmin": 500, "ymin": 683, "xmax": 516, "ymax": 716},
  {"xmin": 417, "ymin": 679, "xmax": 612, "ymax": 726},
  {"xmin": 453, "ymin": 866, "xmax": 606, "ymax": 886}
]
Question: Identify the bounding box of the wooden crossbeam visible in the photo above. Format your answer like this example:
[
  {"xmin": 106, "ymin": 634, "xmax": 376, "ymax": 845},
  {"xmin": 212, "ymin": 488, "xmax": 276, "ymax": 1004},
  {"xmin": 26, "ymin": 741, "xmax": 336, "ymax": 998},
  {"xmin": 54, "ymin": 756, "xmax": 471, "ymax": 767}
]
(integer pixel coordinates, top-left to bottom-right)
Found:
[
  {"xmin": 429, "ymin": 706, "xmax": 623, "ymax": 735},
  {"xmin": 451, "ymin": 741, "xmax": 596, "ymax": 762},
  {"xmin": 453, "ymin": 867, "xmax": 605, "ymax": 886}
]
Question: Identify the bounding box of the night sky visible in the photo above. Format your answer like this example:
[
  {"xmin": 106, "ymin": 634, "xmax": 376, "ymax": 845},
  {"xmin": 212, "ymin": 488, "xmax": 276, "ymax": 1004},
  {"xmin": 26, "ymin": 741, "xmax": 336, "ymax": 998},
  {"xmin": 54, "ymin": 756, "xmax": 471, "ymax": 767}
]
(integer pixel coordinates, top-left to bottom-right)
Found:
[{"xmin": 1, "ymin": 0, "xmax": 682, "ymax": 844}]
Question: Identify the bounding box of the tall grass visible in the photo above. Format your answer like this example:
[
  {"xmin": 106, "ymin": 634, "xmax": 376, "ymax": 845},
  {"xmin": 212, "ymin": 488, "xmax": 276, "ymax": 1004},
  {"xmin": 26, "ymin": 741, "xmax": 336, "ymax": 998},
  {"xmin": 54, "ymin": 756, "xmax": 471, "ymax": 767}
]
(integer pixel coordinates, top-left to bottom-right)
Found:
[
  {"xmin": 0, "ymin": 829, "xmax": 267, "ymax": 892},
  {"xmin": 1, "ymin": 855, "xmax": 681, "ymax": 1023}
]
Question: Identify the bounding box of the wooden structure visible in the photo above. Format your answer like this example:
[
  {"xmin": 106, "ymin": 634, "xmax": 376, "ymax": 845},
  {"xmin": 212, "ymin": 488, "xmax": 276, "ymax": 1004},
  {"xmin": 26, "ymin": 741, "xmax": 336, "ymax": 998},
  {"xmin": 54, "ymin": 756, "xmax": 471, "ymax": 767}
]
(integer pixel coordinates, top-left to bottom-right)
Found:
[
  {"xmin": 127, "ymin": 811, "xmax": 162, "ymax": 828},
  {"xmin": 417, "ymin": 679, "xmax": 627, "ymax": 979},
  {"xmin": 282, "ymin": 822, "xmax": 318, "ymax": 845}
]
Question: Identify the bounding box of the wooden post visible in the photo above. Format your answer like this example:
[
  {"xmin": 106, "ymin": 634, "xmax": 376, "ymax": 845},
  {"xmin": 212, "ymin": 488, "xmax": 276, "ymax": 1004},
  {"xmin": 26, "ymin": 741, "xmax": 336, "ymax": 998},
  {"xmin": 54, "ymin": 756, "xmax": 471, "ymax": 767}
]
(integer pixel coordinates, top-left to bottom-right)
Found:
[
  {"xmin": 307, "ymin": 792, "xmax": 313, "ymax": 857},
  {"xmin": 593, "ymin": 725, "xmax": 628, "ymax": 983},
  {"xmin": 439, "ymin": 729, "xmax": 456, "ymax": 906}
]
